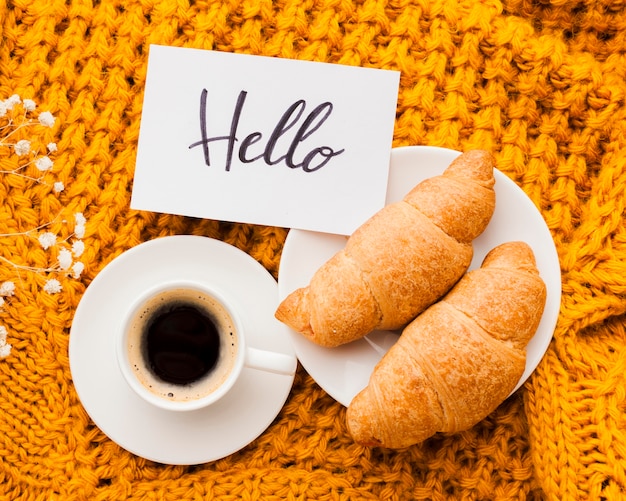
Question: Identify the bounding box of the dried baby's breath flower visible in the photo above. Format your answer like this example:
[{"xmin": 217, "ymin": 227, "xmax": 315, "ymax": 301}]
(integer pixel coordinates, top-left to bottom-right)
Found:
[
  {"xmin": 72, "ymin": 261, "xmax": 84, "ymax": 279},
  {"xmin": 0, "ymin": 345, "xmax": 10, "ymax": 358},
  {"xmin": 0, "ymin": 281, "xmax": 15, "ymax": 296},
  {"xmin": 71, "ymin": 240, "xmax": 84, "ymax": 257},
  {"xmin": 14, "ymin": 139, "xmax": 31, "ymax": 156},
  {"xmin": 38, "ymin": 111, "xmax": 55, "ymax": 128},
  {"xmin": 38, "ymin": 232, "xmax": 57, "ymax": 250},
  {"xmin": 47, "ymin": 142, "xmax": 57, "ymax": 153},
  {"xmin": 0, "ymin": 344, "xmax": 11, "ymax": 359},
  {"xmin": 35, "ymin": 156, "xmax": 53, "ymax": 172},
  {"xmin": 58, "ymin": 248, "xmax": 73, "ymax": 270},
  {"xmin": 0, "ymin": 326, "xmax": 11, "ymax": 359},
  {"xmin": 53, "ymin": 181, "xmax": 64, "ymax": 193},
  {"xmin": 22, "ymin": 99, "xmax": 36, "ymax": 112},
  {"xmin": 43, "ymin": 279, "xmax": 62, "ymax": 294},
  {"xmin": 74, "ymin": 213, "xmax": 86, "ymax": 238},
  {"xmin": 5, "ymin": 94, "xmax": 20, "ymax": 110}
]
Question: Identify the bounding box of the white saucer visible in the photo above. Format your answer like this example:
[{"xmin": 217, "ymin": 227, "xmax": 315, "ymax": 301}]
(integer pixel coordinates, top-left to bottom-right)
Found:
[
  {"xmin": 277, "ymin": 146, "xmax": 562, "ymax": 407},
  {"xmin": 69, "ymin": 235, "xmax": 296, "ymax": 465}
]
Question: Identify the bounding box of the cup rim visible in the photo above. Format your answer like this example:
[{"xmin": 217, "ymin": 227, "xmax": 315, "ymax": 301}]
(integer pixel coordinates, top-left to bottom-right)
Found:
[{"xmin": 116, "ymin": 279, "xmax": 246, "ymax": 412}]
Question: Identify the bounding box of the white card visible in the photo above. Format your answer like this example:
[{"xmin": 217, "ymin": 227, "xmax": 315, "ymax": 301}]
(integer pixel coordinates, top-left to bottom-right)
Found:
[{"xmin": 131, "ymin": 45, "xmax": 400, "ymax": 235}]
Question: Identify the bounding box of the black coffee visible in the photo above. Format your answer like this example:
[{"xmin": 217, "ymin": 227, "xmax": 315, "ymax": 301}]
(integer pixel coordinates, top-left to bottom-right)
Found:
[{"xmin": 145, "ymin": 304, "xmax": 220, "ymax": 385}]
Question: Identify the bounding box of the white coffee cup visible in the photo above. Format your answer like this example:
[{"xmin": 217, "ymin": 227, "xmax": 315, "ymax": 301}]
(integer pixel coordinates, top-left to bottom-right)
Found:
[{"xmin": 116, "ymin": 280, "xmax": 296, "ymax": 411}]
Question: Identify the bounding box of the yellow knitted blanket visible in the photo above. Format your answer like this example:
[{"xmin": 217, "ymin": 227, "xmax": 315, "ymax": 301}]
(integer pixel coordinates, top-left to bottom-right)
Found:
[{"xmin": 1, "ymin": 0, "xmax": 625, "ymax": 499}]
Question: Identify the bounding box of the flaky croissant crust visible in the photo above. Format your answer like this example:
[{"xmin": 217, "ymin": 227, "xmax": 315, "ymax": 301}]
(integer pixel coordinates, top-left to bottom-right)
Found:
[
  {"xmin": 275, "ymin": 150, "xmax": 497, "ymax": 347},
  {"xmin": 346, "ymin": 241, "xmax": 547, "ymax": 449}
]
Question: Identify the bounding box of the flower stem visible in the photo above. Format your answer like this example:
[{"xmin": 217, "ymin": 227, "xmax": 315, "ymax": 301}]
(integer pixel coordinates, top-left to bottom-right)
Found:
[{"xmin": 0, "ymin": 255, "xmax": 59, "ymax": 274}]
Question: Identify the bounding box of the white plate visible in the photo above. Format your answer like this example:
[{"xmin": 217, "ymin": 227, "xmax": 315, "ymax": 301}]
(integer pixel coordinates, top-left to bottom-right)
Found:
[
  {"xmin": 277, "ymin": 146, "xmax": 562, "ymax": 407},
  {"xmin": 69, "ymin": 235, "xmax": 296, "ymax": 465}
]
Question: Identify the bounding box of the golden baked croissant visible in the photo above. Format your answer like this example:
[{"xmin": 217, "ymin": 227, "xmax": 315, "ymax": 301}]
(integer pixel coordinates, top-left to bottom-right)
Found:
[
  {"xmin": 275, "ymin": 150, "xmax": 496, "ymax": 347},
  {"xmin": 346, "ymin": 241, "xmax": 547, "ymax": 449}
]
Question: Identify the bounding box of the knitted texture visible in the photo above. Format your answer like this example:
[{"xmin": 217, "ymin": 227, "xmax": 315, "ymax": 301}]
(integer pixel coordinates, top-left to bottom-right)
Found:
[{"xmin": 1, "ymin": 0, "xmax": 625, "ymax": 499}]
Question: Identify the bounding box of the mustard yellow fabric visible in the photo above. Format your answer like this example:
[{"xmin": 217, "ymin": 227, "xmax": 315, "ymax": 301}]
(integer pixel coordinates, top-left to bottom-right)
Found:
[{"xmin": 1, "ymin": 0, "xmax": 625, "ymax": 499}]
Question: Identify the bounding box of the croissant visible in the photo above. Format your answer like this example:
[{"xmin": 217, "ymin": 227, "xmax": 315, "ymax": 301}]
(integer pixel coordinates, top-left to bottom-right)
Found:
[
  {"xmin": 346, "ymin": 241, "xmax": 547, "ymax": 449},
  {"xmin": 275, "ymin": 150, "xmax": 496, "ymax": 347}
]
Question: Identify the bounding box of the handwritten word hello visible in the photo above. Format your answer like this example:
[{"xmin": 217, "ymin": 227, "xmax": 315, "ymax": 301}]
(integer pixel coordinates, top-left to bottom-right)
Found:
[{"xmin": 189, "ymin": 89, "xmax": 345, "ymax": 172}]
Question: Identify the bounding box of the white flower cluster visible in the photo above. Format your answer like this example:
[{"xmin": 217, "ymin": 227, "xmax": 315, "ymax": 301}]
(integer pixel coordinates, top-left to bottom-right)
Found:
[
  {"xmin": 0, "ymin": 93, "xmax": 58, "ymax": 186},
  {"xmin": 0, "ymin": 326, "xmax": 10, "ymax": 359},
  {"xmin": 36, "ymin": 212, "xmax": 87, "ymax": 285},
  {"xmin": 0, "ymin": 94, "xmax": 87, "ymax": 360},
  {"xmin": 0, "ymin": 211, "xmax": 88, "ymax": 294},
  {"xmin": 0, "ymin": 282, "xmax": 14, "ymax": 359}
]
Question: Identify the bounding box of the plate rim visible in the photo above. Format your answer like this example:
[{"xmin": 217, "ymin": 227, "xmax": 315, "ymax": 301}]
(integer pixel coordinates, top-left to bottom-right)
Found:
[
  {"xmin": 69, "ymin": 234, "xmax": 297, "ymax": 464},
  {"xmin": 278, "ymin": 145, "xmax": 562, "ymax": 406}
]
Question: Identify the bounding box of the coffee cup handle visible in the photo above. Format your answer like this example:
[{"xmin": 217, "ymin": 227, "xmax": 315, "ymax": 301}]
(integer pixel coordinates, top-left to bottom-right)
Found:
[{"xmin": 244, "ymin": 347, "xmax": 297, "ymax": 376}]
